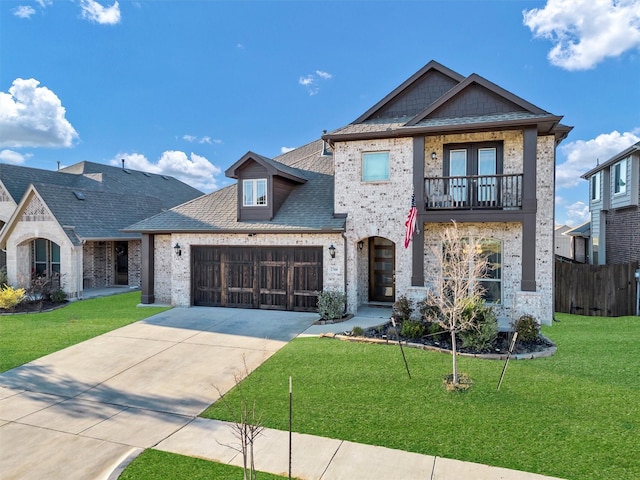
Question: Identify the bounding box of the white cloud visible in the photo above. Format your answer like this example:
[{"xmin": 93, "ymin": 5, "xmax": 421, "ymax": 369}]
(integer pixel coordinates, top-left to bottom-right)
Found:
[
  {"xmin": 281, "ymin": 146, "xmax": 296, "ymax": 154},
  {"xmin": 556, "ymin": 130, "xmax": 640, "ymax": 189},
  {"xmin": 299, "ymin": 69, "xmax": 333, "ymax": 96},
  {"xmin": 0, "ymin": 149, "xmax": 32, "ymax": 165},
  {"xmin": 80, "ymin": 0, "xmax": 121, "ymax": 25},
  {"xmin": 13, "ymin": 6, "xmax": 36, "ymax": 18},
  {"xmin": 0, "ymin": 78, "xmax": 79, "ymax": 148},
  {"xmin": 183, "ymin": 134, "xmax": 221, "ymax": 145},
  {"xmin": 199, "ymin": 136, "xmax": 212, "ymax": 144},
  {"xmin": 182, "ymin": 134, "xmax": 196, "ymax": 142},
  {"xmin": 523, "ymin": 0, "xmax": 640, "ymax": 70},
  {"xmin": 565, "ymin": 200, "xmax": 590, "ymax": 226},
  {"xmin": 112, "ymin": 151, "xmax": 222, "ymax": 192}
]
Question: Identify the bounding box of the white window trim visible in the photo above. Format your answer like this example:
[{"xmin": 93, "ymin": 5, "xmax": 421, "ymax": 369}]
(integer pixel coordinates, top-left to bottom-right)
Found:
[
  {"xmin": 591, "ymin": 172, "xmax": 601, "ymax": 201},
  {"xmin": 613, "ymin": 159, "xmax": 627, "ymax": 195},
  {"xmin": 243, "ymin": 178, "xmax": 268, "ymax": 207}
]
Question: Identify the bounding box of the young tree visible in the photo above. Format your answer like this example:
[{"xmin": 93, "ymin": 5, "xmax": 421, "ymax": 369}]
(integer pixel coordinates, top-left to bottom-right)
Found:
[{"xmin": 422, "ymin": 221, "xmax": 489, "ymax": 387}]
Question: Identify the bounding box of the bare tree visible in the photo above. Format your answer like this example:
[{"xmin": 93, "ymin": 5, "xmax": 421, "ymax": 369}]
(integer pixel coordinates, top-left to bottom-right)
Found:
[
  {"xmin": 214, "ymin": 354, "xmax": 265, "ymax": 480},
  {"xmin": 422, "ymin": 221, "xmax": 489, "ymax": 387}
]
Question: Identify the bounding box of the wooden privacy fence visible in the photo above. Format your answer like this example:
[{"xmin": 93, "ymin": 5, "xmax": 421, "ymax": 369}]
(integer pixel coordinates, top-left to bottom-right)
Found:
[{"xmin": 555, "ymin": 260, "xmax": 639, "ymax": 317}]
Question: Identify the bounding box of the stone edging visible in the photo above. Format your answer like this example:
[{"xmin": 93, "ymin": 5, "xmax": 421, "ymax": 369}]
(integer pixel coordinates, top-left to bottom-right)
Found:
[{"xmin": 319, "ymin": 332, "xmax": 557, "ymax": 360}]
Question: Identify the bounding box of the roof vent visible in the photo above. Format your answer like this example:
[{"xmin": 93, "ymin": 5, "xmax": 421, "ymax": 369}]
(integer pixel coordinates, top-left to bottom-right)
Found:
[
  {"xmin": 73, "ymin": 191, "xmax": 86, "ymax": 200},
  {"xmin": 161, "ymin": 175, "xmax": 170, "ymax": 180},
  {"xmin": 143, "ymin": 172, "xmax": 151, "ymax": 177},
  {"xmin": 322, "ymin": 130, "xmax": 331, "ymax": 156}
]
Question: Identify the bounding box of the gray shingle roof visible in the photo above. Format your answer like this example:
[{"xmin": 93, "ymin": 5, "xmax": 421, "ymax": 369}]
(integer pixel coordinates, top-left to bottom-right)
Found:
[
  {"xmin": 125, "ymin": 139, "xmax": 345, "ymax": 233},
  {"xmin": 32, "ymin": 183, "xmax": 165, "ymax": 244}
]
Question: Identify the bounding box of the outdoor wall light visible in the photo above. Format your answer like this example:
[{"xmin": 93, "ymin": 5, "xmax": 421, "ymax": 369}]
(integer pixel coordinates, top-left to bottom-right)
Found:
[
  {"xmin": 358, "ymin": 240, "xmax": 364, "ymax": 250},
  {"xmin": 174, "ymin": 243, "xmax": 182, "ymax": 256},
  {"xmin": 431, "ymin": 152, "xmax": 437, "ymax": 160},
  {"xmin": 329, "ymin": 244, "xmax": 336, "ymax": 258}
]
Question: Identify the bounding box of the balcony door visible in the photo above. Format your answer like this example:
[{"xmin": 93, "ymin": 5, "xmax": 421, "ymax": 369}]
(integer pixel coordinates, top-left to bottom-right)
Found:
[{"xmin": 445, "ymin": 143, "xmax": 502, "ymax": 207}]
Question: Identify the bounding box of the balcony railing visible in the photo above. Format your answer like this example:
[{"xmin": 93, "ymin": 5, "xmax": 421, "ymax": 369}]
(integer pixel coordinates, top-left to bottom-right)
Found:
[{"xmin": 424, "ymin": 174, "xmax": 523, "ymax": 210}]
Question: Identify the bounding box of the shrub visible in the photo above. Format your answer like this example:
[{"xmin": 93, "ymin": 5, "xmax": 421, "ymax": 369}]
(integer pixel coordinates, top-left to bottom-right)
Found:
[
  {"xmin": 417, "ymin": 300, "xmax": 442, "ymax": 323},
  {"xmin": 400, "ymin": 320, "xmax": 426, "ymax": 339},
  {"xmin": 0, "ymin": 285, "xmax": 26, "ymax": 310},
  {"xmin": 351, "ymin": 326, "xmax": 364, "ymax": 336},
  {"xmin": 459, "ymin": 298, "xmax": 498, "ymax": 352},
  {"xmin": 317, "ymin": 290, "xmax": 346, "ymax": 320},
  {"xmin": 513, "ymin": 314, "xmax": 540, "ymax": 343},
  {"xmin": 392, "ymin": 295, "xmax": 413, "ymax": 323},
  {"xmin": 0, "ymin": 267, "xmax": 7, "ymax": 287},
  {"xmin": 49, "ymin": 288, "xmax": 68, "ymax": 304}
]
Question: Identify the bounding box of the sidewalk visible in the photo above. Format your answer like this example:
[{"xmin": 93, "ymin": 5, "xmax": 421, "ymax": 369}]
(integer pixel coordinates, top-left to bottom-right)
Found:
[{"xmin": 151, "ymin": 418, "xmax": 565, "ymax": 480}]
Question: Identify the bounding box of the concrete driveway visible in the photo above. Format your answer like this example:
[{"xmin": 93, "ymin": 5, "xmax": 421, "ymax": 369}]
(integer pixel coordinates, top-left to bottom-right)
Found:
[{"xmin": 0, "ymin": 307, "xmax": 318, "ymax": 480}]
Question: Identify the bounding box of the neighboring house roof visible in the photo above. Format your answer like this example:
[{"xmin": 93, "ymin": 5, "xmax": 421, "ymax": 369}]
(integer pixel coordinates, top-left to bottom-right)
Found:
[
  {"xmin": 324, "ymin": 61, "xmax": 571, "ymax": 144},
  {"xmin": 124, "ymin": 139, "xmax": 346, "ymax": 234},
  {"xmin": 31, "ymin": 183, "xmax": 165, "ymax": 244},
  {"xmin": 0, "ymin": 160, "xmax": 204, "ymax": 247},
  {"xmin": 581, "ymin": 141, "xmax": 640, "ymax": 179},
  {"xmin": 565, "ymin": 221, "xmax": 591, "ymax": 237}
]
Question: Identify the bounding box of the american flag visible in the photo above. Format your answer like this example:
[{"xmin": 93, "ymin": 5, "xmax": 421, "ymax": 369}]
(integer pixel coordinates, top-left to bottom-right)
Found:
[{"xmin": 404, "ymin": 193, "xmax": 417, "ymax": 248}]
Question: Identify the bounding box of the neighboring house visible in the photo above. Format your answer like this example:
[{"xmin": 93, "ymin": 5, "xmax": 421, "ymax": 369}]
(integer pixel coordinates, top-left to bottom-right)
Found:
[
  {"xmin": 0, "ymin": 162, "xmax": 202, "ymax": 298},
  {"xmin": 581, "ymin": 141, "xmax": 640, "ymax": 265},
  {"xmin": 555, "ymin": 222, "xmax": 589, "ymax": 263},
  {"xmin": 126, "ymin": 60, "xmax": 571, "ymax": 325}
]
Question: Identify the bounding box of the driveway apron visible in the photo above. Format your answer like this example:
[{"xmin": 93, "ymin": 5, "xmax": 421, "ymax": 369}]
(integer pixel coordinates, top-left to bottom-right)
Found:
[{"xmin": 0, "ymin": 307, "xmax": 317, "ymax": 480}]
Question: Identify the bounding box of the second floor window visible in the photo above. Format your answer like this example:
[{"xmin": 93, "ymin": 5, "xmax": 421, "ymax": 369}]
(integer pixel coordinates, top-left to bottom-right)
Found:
[
  {"xmin": 362, "ymin": 151, "xmax": 389, "ymax": 182},
  {"xmin": 613, "ymin": 159, "xmax": 627, "ymax": 195},
  {"xmin": 243, "ymin": 179, "xmax": 267, "ymax": 206},
  {"xmin": 591, "ymin": 172, "xmax": 601, "ymax": 201}
]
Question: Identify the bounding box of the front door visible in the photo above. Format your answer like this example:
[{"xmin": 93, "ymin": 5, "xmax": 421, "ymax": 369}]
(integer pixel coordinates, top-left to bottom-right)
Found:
[
  {"xmin": 115, "ymin": 241, "xmax": 128, "ymax": 285},
  {"xmin": 369, "ymin": 237, "xmax": 395, "ymax": 303}
]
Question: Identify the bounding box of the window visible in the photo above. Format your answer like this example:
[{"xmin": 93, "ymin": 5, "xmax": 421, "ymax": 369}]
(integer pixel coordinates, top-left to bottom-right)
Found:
[
  {"xmin": 362, "ymin": 152, "xmax": 389, "ymax": 182},
  {"xmin": 243, "ymin": 179, "xmax": 267, "ymax": 206},
  {"xmin": 441, "ymin": 237, "xmax": 502, "ymax": 304},
  {"xmin": 613, "ymin": 159, "xmax": 627, "ymax": 195},
  {"xmin": 477, "ymin": 239, "xmax": 502, "ymax": 304},
  {"xmin": 32, "ymin": 238, "xmax": 60, "ymax": 277},
  {"xmin": 591, "ymin": 172, "xmax": 601, "ymax": 201}
]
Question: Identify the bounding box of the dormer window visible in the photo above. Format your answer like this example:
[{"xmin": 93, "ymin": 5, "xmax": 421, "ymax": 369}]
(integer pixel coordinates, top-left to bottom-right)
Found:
[{"xmin": 243, "ymin": 179, "xmax": 267, "ymax": 206}]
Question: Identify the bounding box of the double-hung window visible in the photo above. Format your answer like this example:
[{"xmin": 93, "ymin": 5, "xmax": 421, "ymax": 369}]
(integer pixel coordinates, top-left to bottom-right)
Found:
[
  {"xmin": 613, "ymin": 159, "xmax": 627, "ymax": 195},
  {"xmin": 362, "ymin": 152, "xmax": 389, "ymax": 182},
  {"xmin": 243, "ymin": 179, "xmax": 267, "ymax": 206}
]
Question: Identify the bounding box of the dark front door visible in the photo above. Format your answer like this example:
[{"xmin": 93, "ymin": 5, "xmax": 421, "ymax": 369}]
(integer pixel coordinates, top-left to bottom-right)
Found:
[
  {"xmin": 115, "ymin": 241, "xmax": 128, "ymax": 285},
  {"xmin": 369, "ymin": 237, "xmax": 395, "ymax": 302},
  {"xmin": 192, "ymin": 246, "xmax": 322, "ymax": 311}
]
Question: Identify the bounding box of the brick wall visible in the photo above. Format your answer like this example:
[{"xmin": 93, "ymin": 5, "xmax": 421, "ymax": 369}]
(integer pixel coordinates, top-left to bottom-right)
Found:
[{"xmin": 605, "ymin": 206, "xmax": 640, "ymax": 264}]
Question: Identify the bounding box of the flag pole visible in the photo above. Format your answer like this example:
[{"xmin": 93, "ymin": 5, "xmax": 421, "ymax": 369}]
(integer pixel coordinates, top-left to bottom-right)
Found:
[{"xmin": 497, "ymin": 332, "xmax": 518, "ymax": 391}]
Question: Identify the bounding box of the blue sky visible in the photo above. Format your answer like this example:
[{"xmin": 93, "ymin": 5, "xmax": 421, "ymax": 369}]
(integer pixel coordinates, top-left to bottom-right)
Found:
[{"xmin": 1, "ymin": 0, "xmax": 639, "ymax": 227}]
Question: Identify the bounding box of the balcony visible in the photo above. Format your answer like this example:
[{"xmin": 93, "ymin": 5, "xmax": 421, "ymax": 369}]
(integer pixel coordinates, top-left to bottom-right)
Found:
[{"xmin": 425, "ymin": 174, "xmax": 523, "ymax": 210}]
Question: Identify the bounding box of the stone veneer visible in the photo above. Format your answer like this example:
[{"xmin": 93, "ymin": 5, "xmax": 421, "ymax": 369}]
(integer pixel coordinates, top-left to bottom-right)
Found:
[{"xmin": 154, "ymin": 232, "xmax": 344, "ymax": 307}]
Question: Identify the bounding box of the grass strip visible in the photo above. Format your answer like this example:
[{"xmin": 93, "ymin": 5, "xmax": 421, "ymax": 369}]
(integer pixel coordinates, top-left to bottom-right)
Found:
[{"xmin": 0, "ymin": 291, "xmax": 169, "ymax": 372}]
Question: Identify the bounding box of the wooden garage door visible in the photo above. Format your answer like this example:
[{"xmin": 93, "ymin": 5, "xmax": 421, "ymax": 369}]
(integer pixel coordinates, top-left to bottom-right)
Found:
[{"xmin": 192, "ymin": 246, "xmax": 322, "ymax": 311}]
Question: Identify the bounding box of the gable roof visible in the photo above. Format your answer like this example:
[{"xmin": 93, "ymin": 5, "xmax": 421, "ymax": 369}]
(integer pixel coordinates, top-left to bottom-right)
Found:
[
  {"xmin": 324, "ymin": 60, "xmax": 571, "ymax": 144},
  {"xmin": 225, "ymin": 151, "xmax": 307, "ymax": 183},
  {"xmin": 581, "ymin": 141, "xmax": 640, "ymax": 179},
  {"xmin": 124, "ymin": 139, "xmax": 345, "ymax": 234}
]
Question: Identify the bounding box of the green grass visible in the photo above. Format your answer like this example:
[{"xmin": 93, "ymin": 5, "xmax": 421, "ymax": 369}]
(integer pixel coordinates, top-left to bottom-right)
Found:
[
  {"xmin": 119, "ymin": 449, "xmax": 288, "ymax": 480},
  {"xmin": 201, "ymin": 313, "xmax": 640, "ymax": 480},
  {"xmin": 0, "ymin": 292, "xmax": 169, "ymax": 372}
]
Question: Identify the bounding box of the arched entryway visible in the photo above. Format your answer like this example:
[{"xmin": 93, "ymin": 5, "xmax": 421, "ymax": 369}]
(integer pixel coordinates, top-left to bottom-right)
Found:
[{"xmin": 368, "ymin": 236, "xmax": 395, "ymax": 303}]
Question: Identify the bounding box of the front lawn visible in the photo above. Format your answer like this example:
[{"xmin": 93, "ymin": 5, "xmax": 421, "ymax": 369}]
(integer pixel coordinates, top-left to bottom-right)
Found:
[
  {"xmin": 201, "ymin": 313, "xmax": 639, "ymax": 480},
  {"xmin": 0, "ymin": 291, "xmax": 170, "ymax": 372}
]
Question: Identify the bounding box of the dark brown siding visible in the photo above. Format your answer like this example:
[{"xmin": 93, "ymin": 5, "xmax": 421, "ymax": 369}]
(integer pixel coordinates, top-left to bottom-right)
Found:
[
  {"xmin": 238, "ymin": 160, "xmax": 271, "ymax": 220},
  {"xmin": 273, "ymin": 177, "xmax": 296, "ymax": 213}
]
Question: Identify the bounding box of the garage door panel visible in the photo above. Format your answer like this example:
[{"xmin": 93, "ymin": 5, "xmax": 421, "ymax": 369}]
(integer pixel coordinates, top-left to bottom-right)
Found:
[{"xmin": 192, "ymin": 246, "xmax": 322, "ymax": 311}]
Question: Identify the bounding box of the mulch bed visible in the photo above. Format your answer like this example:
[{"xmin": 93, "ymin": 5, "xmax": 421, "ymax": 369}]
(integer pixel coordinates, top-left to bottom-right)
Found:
[{"xmin": 1, "ymin": 300, "xmax": 69, "ymax": 315}]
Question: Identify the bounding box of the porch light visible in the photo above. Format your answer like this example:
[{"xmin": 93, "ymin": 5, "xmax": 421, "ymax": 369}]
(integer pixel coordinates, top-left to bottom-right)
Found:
[
  {"xmin": 431, "ymin": 152, "xmax": 437, "ymax": 160},
  {"xmin": 358, "ymin": 240, "xmax": 364, "ymax": 250},
  {"xmin": 329, "ymin": 244, "xmax": 336, "ymax": 259},
  {"xmin": 174, "ymin": 243, "xmax": 182, "ymax": 257}
]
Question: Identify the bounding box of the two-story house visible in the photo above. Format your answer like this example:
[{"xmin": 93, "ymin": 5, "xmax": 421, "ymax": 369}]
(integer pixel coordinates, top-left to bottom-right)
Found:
[
  {"xmin": 0, "ymin": 161, "xmax": 203, "ymax": 299},
  {"xmin": 581, "ymin": 141, "xmax": 640, "ymax": 265},
  {"xmin": 126, "ymin": 61, "xmax": 571, "ymax": 325}
]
